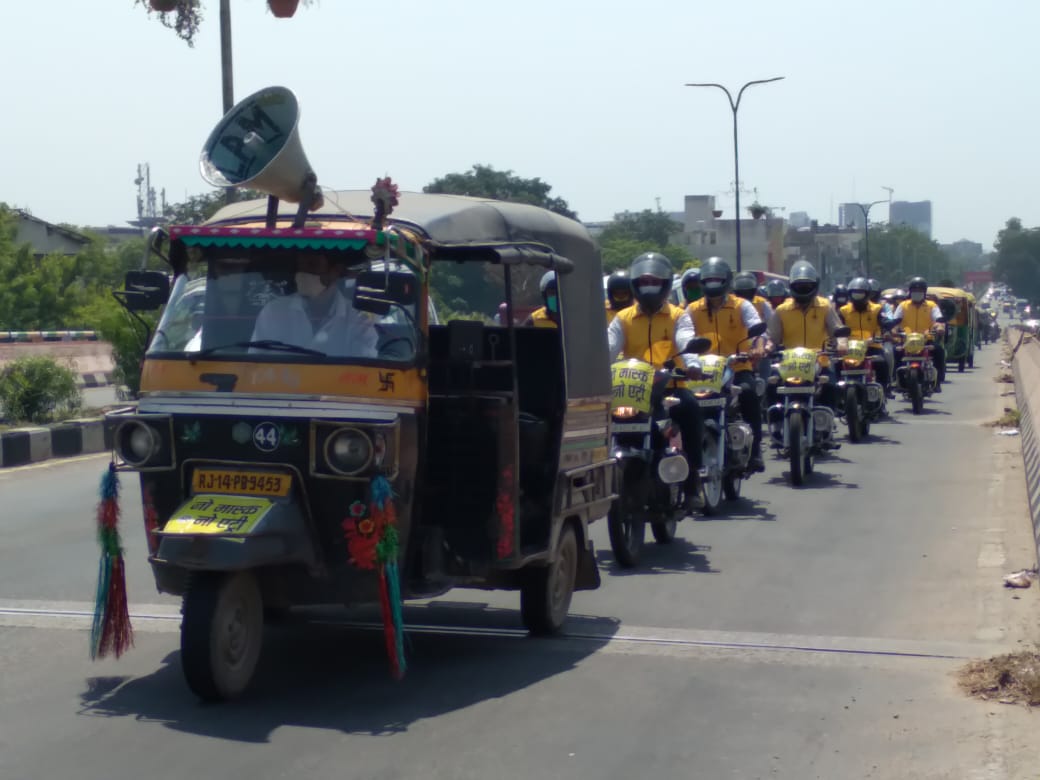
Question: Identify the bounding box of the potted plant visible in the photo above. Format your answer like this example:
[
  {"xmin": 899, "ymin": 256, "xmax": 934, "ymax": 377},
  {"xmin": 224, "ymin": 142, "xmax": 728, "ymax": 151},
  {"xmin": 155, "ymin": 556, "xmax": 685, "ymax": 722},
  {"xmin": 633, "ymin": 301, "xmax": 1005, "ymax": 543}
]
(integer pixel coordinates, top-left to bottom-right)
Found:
[
  {"xmin": 748, "ymin": 202, "xmax": 766, "ymax": 220},
  {"xmin": 269, "ymin": 0, "xmax": 316, "ymax": 17},
  {"xmin": 149, "ymin": 0, "xmax": 179, "ymax": 10},
  {"xmin": 712, "ymin": 209, "xmax": 723, "ymax": 218},
  {"xmin": 136, "ymin": 0, "xmax": 202, "ymax": 46}
]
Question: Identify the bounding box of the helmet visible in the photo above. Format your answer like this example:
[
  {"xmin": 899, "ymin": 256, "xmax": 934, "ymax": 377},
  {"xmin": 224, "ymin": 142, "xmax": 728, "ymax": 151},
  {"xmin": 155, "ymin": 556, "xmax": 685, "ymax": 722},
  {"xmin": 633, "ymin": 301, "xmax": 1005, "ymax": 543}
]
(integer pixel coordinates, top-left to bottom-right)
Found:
[
  {"xmin": 539, "ymin": 270, "xmax": 557, "ymax": 295},
  {"xmin": 907, "ymin": 276, "xmax": 927, "ymax": 293},
  {"xmin": 629, "ymin": 252, "xmax": 674, "ymax": 313},
  {"xmin": 680, "ymin": 267, "xmax": 702, "ymax": 304},
  {"xmin": 867, "ymin": 278, "xmax": 882, "ymax": 303},
  {"xmin": 765, "ymin": 279, "xmax": 788, "ymax": 307},
  {"xmin": 606, "ymin": 270, "xmax": 633, "ymax": 311},
  {"xmin": 700, "ymin": 257, "xmax": 733, "ymax": 299},
  {"xmin": 788, "ymin": 261, "xmax": 820, "ymax": 304},
  {"xmin": 848, "ymin": 277, "xmax": 870, "ymax": 308},
  {"xmin": 732, "ymin": 271, "xmax": 758, "ymax": 301},
  {"xmin": 832, "ymin": 283, "xmax": 849, "ymax": 307}
]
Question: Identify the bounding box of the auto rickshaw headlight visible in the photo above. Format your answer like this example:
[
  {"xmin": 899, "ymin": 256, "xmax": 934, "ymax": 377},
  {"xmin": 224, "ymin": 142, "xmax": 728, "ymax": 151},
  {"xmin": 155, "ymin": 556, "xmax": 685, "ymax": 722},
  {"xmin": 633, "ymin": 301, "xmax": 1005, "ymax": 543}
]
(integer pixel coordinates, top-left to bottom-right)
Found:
[
  {"xmin": 115, "ymin": 421, "xmax": 159, "ymax": 467},
  {"xmin": 325, "ymin": 428, "xmax": 373, "ymax": 476}
]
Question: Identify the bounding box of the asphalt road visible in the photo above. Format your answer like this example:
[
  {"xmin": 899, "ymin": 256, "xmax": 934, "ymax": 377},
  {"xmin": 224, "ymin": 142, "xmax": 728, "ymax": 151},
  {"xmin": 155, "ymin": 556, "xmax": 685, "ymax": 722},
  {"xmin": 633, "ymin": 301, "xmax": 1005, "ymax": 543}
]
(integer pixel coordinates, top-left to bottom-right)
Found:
[{"xmin": 2, "ymin": 331, "xmax": 1037, "ymax": 779}]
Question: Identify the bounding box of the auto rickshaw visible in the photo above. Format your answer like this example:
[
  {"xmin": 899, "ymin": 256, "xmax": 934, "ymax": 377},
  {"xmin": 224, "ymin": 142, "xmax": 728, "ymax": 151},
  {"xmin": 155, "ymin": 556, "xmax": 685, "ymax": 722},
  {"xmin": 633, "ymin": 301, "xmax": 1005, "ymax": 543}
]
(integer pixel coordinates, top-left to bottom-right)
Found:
[
  {"xmin": 101, "ymin": 86, "xmax": 614, "ymax": 701},
  {"xmin": 929, "ymin": 286, "xmax": 976, "ymax": 371}
]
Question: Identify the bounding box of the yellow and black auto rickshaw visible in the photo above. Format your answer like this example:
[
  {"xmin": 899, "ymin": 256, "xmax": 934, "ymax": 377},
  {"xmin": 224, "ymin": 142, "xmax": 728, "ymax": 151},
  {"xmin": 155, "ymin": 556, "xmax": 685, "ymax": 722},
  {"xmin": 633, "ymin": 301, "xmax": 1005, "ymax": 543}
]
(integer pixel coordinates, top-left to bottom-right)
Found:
[{"xmin": 101, "ymin": 87, "xmax": 614, "ymax": 701}]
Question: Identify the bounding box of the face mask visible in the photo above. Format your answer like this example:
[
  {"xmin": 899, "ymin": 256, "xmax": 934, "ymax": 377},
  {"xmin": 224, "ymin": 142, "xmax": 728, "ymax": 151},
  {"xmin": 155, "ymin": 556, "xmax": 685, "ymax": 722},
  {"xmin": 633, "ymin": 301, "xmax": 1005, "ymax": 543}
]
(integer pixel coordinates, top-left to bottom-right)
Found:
[
  {"xmin": 910, "ymin": 291, "xmax": 925, "ymax": 304},
  {"xmin": 295, "ymin": 271, "xmax": 328, "ymax": 299},
  {"xmin": 546, "ymin": 295, "xmax": 559, "ymax": 314},
  {"xmin": 684, "ymin": 286, "xmax": 702, "ymax": 303},
  {"xmin": 733, "ymin": 288, "xmax": 754, "ymax": 301},
  {"xmin": 635, "ymin": 282, "xmax": 663, "ymax": 296}
]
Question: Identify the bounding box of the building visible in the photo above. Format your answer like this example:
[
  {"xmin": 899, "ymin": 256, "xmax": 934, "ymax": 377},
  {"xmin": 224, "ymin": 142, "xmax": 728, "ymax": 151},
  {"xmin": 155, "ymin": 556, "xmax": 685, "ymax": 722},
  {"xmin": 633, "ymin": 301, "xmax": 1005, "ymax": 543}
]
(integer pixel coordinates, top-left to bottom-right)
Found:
[
  {"xmin": 671, "ymin": 195, "xmax": 787, "ymax": 274},
  {"xmin": 783, "ymin": 222, "xmax": 863, "ymax": 292},
  {"xmin": 890, "ymin": 200, "xmax": 932, "ymax": 239},
  {"xmin": 11, "ymin": 209, "xmax": 92, "ymax": 257}
]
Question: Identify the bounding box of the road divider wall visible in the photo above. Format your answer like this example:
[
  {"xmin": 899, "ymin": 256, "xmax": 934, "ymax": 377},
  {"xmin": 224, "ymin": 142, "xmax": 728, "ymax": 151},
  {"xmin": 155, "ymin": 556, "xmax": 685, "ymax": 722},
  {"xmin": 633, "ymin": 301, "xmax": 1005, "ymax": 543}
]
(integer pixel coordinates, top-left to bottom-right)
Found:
[
  {"xmin": 0, "ymin": 340, "xmax": 116, "ymax": 387},
  {"xmin": 0, "ymin": 418, "xmax": 111, "ymax": 468},
  {"xmin": 1012, "ymin": 330, "xmax": 1040, "ymax": 564}
]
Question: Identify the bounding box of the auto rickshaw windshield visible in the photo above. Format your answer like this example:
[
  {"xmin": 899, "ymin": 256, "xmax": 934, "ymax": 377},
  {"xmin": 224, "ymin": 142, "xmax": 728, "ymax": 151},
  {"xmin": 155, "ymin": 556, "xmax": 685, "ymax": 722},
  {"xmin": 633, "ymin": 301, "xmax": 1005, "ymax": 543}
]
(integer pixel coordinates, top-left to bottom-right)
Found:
[{"xmin": 147, "ymin": 249, "xmax": 422, "ymax": 363}]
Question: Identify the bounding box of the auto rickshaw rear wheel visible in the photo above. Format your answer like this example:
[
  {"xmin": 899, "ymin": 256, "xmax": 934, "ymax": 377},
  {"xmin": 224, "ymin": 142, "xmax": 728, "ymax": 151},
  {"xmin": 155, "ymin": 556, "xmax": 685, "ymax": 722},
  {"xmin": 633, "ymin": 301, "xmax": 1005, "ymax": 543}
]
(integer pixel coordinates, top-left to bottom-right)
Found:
[
  {"xmin": 521, "ymin": 523, "xmax": 578, "ymax": 636},
  {"xmin": 180, "ymin": 571, "xmax": 264, "ymax": 702}
]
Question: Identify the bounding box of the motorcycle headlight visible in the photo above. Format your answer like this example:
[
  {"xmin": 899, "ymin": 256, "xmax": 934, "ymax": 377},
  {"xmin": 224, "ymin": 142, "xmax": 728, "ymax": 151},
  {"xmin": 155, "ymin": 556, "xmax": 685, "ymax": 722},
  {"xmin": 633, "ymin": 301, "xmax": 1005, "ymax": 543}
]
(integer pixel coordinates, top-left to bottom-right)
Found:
[
  {"xmin": 613, "ymin": 406, "xmax": 638, "ymax": 420},
  {"xmin": 324, "ymin": 428, "xmax": 373, "ymax": 476},
  {"xmin": 115, "ymin": 420, "xmax": 159, "ymax": 467}
]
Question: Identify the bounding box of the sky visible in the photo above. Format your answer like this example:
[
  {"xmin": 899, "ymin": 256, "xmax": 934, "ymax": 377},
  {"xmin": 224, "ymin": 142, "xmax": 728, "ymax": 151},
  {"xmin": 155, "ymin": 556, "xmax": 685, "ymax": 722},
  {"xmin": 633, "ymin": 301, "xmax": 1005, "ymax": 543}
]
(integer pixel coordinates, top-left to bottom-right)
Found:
[{"xmin": 3, "ymin": 0, "xmax": 1038, "ymax": 250}]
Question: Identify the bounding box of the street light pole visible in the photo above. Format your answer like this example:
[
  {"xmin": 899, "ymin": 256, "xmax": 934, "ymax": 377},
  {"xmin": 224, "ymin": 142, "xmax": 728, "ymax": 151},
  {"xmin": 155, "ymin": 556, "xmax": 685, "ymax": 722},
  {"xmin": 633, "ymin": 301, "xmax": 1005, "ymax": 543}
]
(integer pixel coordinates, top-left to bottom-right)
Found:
[
  {"xmin": 852, "ymin": 199, "xmax": 888, "ymax": 278},
  {"xmin": 685, "ymin": 77, "xmax": 784, "ymax": 273},
  {"xmin": 219, "ymin": 0, "xmax": 235, "ymax": 203}
]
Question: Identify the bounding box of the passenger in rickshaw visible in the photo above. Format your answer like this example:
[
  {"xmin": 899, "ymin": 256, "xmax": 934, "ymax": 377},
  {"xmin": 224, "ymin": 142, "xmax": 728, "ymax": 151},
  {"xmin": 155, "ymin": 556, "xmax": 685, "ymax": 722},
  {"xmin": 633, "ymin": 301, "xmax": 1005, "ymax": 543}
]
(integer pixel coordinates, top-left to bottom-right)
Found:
[
  {"xmin": 733, "ymin": 271, "xmax": 773, "ymax": 322},
  {"xmin": 841, "ymin": 277, "xmax": 893, "ymax": 397},
  {"xmin": 679, "ymin": 257, "xmax": 769, "ymax": 472},
  {"xmin": 250, "ymin": 252, "xmax": 378, "ymax": 357},
  {"xmin": 608, "ymin": 252, "xmax": 705, "ymax": 510},
  {"xmin": 680, "ymin": 267, "xmax": 703, "ymax": 305},
  {"xmin": 525, "ymin": 271, "xmax": 560, "ymax": 328},
  {"xmin": 891, "ymin": 276, "xmax": 946, "ymax": 392},
  {"xmin": 605, "ymin": 269, "xmax": 634, "ymax": 324}
]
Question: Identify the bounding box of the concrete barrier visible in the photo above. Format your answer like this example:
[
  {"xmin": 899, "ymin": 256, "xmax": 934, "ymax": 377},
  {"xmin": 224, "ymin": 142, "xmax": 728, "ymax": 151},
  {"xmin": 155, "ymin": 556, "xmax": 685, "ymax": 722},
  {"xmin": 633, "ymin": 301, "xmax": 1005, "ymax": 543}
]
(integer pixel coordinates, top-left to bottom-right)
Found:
[
  {"xmin": 0, "ymin": 417, "xmax": 108, "ymax": 468},
  {"xmin": 1012, "ymin": 330, "xmax": 1040, "ymax": 562},
  {"xmin": 0, "ymin": 341, "xmax": 116, "ymax": 387}
]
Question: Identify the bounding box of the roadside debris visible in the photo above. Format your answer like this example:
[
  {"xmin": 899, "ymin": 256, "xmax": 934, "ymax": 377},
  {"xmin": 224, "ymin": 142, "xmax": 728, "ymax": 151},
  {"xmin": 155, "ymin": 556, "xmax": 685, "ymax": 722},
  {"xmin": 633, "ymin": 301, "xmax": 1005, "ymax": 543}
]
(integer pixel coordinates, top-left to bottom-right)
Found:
[
  {"xmin": 958, "ymin": 651, "xmax": 1040, "ymax": 707},
  {"xmin": 997, "ymin": 429, "xmax": 1021, "ymax": 436},
  {"xmin": 1003, "ymin": 567, "xmax": 1038, "ymax": 588}
]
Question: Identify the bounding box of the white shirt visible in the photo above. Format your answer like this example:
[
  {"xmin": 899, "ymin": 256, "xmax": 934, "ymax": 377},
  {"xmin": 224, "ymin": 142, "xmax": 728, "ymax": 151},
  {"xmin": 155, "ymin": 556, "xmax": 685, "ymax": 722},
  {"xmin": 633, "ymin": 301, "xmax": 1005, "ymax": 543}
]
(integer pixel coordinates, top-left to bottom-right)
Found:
[{"xmin": 250, "ymin": 290, "xmax": 378, "ymax": 358}]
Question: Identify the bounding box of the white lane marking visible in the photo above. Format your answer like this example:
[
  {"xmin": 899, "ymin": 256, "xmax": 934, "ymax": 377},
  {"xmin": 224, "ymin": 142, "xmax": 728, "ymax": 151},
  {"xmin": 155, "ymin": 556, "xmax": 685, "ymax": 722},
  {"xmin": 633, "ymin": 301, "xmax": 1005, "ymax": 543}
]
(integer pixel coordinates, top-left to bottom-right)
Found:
[{"xmin": 0, "ymin": 452, "xmax": 108, "ymax": 477}]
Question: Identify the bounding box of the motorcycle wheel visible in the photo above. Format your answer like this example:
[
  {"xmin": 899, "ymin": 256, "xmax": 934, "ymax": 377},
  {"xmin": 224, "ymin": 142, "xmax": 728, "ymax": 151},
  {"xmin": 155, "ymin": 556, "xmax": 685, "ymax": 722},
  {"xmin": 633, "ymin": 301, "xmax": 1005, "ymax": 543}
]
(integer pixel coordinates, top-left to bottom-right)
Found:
[
  {"xmin": 908, "ymin": 373, "xmax": 924, "ymax": 415},
  {"xmin": 607, "ymin": 465, "xmax": 646, "ymax": 568},
  {"xmin": 700, "ymin": 432, "xmax": 723, "ymax": 516},
  {"xmin": 788, "ymin": 413, "xmax": 806, "ymax": 486},
  {"xmin": 845, "ymin": 386, "xmax": 863, "ymax": 443},
  {"xmin": 651, "ymin": 518, "xmax": 677, "ymax": 544},
  {"xmin": 723, "ymin": 471, "xmax": 742, "ymax": 501}
]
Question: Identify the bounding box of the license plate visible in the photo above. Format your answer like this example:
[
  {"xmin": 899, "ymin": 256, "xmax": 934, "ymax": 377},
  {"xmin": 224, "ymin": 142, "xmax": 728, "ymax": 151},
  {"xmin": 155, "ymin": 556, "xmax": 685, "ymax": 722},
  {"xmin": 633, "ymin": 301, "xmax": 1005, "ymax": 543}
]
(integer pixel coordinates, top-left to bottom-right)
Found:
[
  {"xmin": 612, "ymin": 422, "xmax": 649, "ymax": 433},
  {"xmin": 164, "ymin": 495, "xmax": 273, "ymax": 537},
  {"xmin": 192, "ymin": 469, "xmax": 291, "ymax": 497}
]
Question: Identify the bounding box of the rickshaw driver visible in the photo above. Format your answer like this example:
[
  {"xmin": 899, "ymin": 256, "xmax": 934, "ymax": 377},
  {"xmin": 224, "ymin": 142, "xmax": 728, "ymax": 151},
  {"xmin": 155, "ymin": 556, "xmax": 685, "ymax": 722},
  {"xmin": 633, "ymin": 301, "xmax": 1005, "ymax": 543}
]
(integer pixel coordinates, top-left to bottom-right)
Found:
[
  {"xmin": 250, "ymin": 252, "xmax": 378, "ymax": 357},
  {"xmin": 678, "ymin": 257, "xmax": 769, "ymax": 473},
  {"xmin": 608, "ymin": 252, "xmax": 705, "ymax": 512},
  {"xmin": 891, "ymin": 276, "xmax": 946, "ymax": 392}
]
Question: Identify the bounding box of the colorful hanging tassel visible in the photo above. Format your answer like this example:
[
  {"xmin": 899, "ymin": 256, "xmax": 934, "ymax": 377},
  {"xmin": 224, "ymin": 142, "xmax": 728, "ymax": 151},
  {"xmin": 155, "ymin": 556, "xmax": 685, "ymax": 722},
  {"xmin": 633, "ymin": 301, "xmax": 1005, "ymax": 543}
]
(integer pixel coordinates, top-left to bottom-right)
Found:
[
  {"xmin": 90, "ymin": 463, "xmax": 133, "ymax": 660},
  {"xmin": 371, "ymin": 475, "xmax": 406, "ymax": 679}
]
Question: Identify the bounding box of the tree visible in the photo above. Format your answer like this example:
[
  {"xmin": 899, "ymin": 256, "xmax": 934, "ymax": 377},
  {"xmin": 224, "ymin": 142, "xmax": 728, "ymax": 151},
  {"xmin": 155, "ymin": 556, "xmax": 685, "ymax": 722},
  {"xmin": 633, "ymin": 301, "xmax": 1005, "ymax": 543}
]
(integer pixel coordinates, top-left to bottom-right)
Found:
[
  {"xmin": 994, "ymin": 218, "xmax": 1040, "ymax": 303},
  {"xmin": 163, "ymin": 188, "xmax": 265, "ymax": 225},
  {"xmin": 861, "ymin": 225, "xmax": 955, "ymax": 289},
  {"xmin": 133, "ymin": 0, "xmax": 315, "ymax": 47},
  {"xmin": 596, "ymin": 209, "xmax": 693, "ymax": 273},
  {"xmin": 424, "ymin": 164, "xmax": 577, "ymax": 219}
]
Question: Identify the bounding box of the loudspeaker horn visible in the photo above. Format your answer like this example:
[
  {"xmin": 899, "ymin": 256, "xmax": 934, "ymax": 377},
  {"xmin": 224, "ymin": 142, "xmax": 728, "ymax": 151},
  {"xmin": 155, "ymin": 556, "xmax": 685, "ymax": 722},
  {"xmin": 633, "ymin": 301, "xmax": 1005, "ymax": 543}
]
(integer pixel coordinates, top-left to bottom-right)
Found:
[{"xmin": 199, "ymin": 85, "xmax": 322, "ymax": 209}]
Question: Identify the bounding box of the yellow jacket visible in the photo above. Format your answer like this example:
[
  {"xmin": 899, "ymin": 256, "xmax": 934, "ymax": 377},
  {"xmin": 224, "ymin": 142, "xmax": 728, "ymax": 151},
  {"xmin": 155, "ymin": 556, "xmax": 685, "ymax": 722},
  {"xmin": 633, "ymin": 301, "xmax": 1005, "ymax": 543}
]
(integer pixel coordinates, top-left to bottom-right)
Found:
[
  {"xmin": 773, "ymin": 296, "xmax": 833, "ymax": 350},
  {"xmin": 840, "ymin": 301, "xmax": 882, "ymax": 341},
  {"xmin": 529, "ymin": 307, "xmax": 558, "ymax": 328},
  {"xmin": 613, "ymin": 303, "xmax": 685, "ymax": 367},
  {"xmin": 687, "ymin": 294, "xmax": 754, "ymax": 371},
  {"xmin": 896, "ymin": 299, "xmax": 939, "ymax": 335}
]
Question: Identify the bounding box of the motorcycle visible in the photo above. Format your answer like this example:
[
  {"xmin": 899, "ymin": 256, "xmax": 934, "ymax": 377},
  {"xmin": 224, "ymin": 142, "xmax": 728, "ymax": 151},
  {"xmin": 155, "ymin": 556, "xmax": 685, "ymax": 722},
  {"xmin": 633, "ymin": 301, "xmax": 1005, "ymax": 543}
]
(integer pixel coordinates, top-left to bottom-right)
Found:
[
  {"xmin": 894, "ymin": 331, "xmax": 939, "ymax": 415},
  {"xmin": 835, "ymin": 337, "xmax": 886, "ymax": 441},
  {"xmin": 687, "ymin": 322, "xmax": 768, "ymax": 512},
  {"xmin": 767, "ymin": 327, "xmax": 850, "ymax": 486},
  {"xmin": 608, "ymin": 337, "xmax": 711, "ymax": 568}
]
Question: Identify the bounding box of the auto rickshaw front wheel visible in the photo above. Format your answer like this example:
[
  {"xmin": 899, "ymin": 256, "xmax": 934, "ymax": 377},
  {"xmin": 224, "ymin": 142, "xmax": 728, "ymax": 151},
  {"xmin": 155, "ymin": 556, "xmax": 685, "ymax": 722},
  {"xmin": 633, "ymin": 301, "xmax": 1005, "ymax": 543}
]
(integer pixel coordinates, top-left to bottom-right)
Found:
[
  {"xmin": 521, "ymin": 523, "xmax": 578, "ymax": 636},
  {"xmin": 180, "ymin": 571, "xmax": 264, "ymax": 702}
]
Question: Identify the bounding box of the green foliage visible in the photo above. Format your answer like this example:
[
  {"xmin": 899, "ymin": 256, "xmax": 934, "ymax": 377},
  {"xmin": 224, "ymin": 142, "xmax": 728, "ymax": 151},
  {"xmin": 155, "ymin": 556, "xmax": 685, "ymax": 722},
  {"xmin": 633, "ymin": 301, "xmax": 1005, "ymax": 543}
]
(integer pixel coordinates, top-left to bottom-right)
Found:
[
  {"xmin": 863, "ymin": 225, "xmax": 957, "ymax": 289},
  {"xmin": 163, "ymin": 189, "xmax": 266, "ymax": 225},
  {"xmin": 993, "ymin": 218, "xmax": 1040, "ymax": 303},
  {"xmin": 598, "ymin": 210, "xmax": 683, "ymax": 248},
  {"xmin": 0, "ymin": 356, "xmax": 82, "ymax": 424},
  {"xmin": 89, "ymin": 296, "xmax": 156, "ymax": 399},
  {"xmin": 424, "ymin": 164, "xmax": 577, "ymax": 219}
]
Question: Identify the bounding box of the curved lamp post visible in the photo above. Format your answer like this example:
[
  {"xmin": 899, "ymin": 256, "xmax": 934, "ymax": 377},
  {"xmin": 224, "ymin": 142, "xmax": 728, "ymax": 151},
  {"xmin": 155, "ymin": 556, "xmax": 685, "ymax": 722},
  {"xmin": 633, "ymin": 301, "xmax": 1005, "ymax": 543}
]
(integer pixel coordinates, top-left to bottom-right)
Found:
[
  {"xmin": 851, "ymin": 199, "xmax": 888, "ymax": 278},
  {"xmin": 685, "ymin": 77, "xmax": 784, "ymax": 272}
]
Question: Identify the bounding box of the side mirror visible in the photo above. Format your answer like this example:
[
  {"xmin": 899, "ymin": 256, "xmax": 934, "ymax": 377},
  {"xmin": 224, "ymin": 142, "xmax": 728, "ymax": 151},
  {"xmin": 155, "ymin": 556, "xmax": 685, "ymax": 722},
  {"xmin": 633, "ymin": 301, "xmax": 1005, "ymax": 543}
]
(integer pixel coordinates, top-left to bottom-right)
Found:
[
  {"xmin": 120, "ymin": 270, "xmax": 170, "ymax": 311},
  {"xmin": 352, "ymin": 269, "xmax": 418, "ymax": 316},
  {"xmin": 747, "ymin": 321, "xmax": 767, "ymax": 339},
  {"xmin": 880, "ymin": 317, "xmax": 898, "ymax": 332},
  {"xmin": 681, "ymin": 336, "xmax": 713, "ymax": 355},
  {"xmin": 833, "ymin": 326, "xmax": 852, "ymax": 339}
]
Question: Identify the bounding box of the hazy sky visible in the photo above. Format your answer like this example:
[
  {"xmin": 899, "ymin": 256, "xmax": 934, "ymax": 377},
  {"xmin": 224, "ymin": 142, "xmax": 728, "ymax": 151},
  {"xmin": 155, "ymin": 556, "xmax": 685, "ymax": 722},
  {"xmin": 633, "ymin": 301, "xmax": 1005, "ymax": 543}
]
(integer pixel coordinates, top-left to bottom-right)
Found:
[{"xmin": 3, "ymin": 1, "xmax": 1037, "ymax": 249}]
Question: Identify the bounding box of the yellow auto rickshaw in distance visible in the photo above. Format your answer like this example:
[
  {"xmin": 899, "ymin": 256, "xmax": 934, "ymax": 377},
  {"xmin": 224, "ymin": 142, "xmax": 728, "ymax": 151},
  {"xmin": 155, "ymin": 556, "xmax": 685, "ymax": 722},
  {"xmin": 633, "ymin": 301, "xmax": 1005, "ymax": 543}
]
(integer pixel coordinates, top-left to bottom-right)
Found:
[
  {"xmin": 103, "ymin": 86, "xmax": 615, "ymax": 701},
  {"xmin": 929, "ymin": 285, "xmax": 976, "ymax": 371}
]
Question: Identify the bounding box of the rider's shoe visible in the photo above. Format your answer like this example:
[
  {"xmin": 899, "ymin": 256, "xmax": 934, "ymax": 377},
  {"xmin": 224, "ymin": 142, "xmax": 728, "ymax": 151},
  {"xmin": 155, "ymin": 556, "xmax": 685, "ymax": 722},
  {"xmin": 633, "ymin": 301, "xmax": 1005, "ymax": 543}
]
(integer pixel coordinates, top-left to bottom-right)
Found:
[
  {"xmin": 933, "ymin": 383, "xmax": 942, "ymax": 394},
  {"xmin": 684, "ymin": 475, "xmax": 704, "ymax": 513},
  {"xmin": 747, "ymin": 450, "xmax": 765, "ymax": 473}
]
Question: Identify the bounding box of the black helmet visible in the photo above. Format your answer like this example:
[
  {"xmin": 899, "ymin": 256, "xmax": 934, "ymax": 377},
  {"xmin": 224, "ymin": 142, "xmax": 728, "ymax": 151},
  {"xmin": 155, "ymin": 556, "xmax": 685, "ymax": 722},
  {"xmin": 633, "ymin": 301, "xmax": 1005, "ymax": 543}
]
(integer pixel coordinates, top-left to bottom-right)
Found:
[
  {"xmin": 629, "ymin": 252, "xmax": 674, "ymax": 313},
  {"xmin": 908, "ymin": 276, "xmax": 927, "ymax": 293},
  {"xmin": 606, "ymin": 270, "xmax": 633, "ymax": 311},
  {"xmin": 765, "ymin": 279, "xmax": 788, "ymax": 307},
  {"xmin": 732, "ymin": 271, "xmax": 758, "ymax": 301},
  {"xmin": 848, "ymin": 277, "xmax": 870, "ymax": 308},
  {"xmin": 680, "ymin": 267, "xmax": 702, "ymax": 304},
  {"xmin": 832, "ymin": 283, "xmax": 849, "ymax": 306},
  {"xmin": 788, "ymin": 260, "xmax": 820, "ymax": 304},
  {"xmin": 539, "ymin": 270, "xmax": 557, "ymax": 295},
  {"xmin": 867, "ymin": 278, "xmax": 882, "ymax": 303},
  {"xmin": 700, "ymin": 257, "xmax": 733, "ymax": 299}
]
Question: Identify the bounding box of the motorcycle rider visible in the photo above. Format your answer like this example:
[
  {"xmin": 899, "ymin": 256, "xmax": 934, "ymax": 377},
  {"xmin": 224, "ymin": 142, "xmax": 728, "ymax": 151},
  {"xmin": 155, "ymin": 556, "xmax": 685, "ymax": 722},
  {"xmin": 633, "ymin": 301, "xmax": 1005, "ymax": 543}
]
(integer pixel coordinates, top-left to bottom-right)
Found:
[
  {"xmin": 832, "ymin": 283, "xmax": 850, "ymax": 316},
  {"xmin": 892, "ymin": 276, "xmax": 947, "ymax": 392},
  {"xmin": 767, "ymin": 260, "xmax": 844, "ymax": 410},
  {"xmin": 733, "ymin": 271, "xmax": 774, "ymax": 323},
  {"xmin": 764, "ymin": 279, "xmax": 789, "ymax": 311},
  {"xmin": 841, "ymin": 276, "xmax": 893, "ymax": 397},
  {"xmin": 608, "ymin": 252, "xmax": 705, "ymax": 511},
  {"xmin": 526, "ymin": 271, "xmax": 560, "ymax": 328},
  {"xmin": 680, "ymin": 267, "xmax": 703, "ymax": 306},
  {"xmin": 605, "ymin": 269, "xmax": 634, "ymax": 324},
  {"xmin": 678, "ymin": 257, "xmax": 769, "ymax": 472},
  {"xmin": 867, "ymin": 278, "xmax": 883, "ymax": 306}
]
